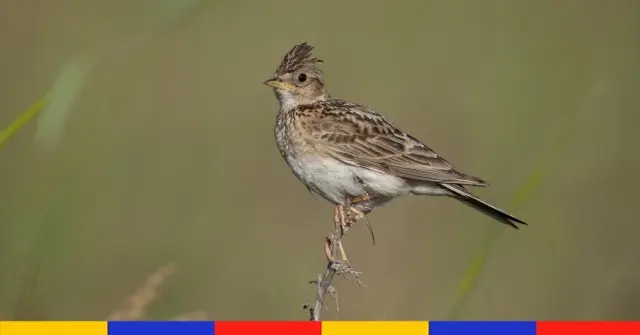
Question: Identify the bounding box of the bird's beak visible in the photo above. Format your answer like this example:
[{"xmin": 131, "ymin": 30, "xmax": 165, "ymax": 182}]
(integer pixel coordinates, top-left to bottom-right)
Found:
[{"xmin": 263, "ymin": 78, "xmax": 295, "ymax": 91}]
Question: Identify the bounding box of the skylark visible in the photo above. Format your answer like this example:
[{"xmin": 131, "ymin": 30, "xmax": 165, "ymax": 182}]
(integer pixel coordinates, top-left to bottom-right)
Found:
[{"xmin": 264, "ymin": 42, "xmax": 526, "ymax": 262}]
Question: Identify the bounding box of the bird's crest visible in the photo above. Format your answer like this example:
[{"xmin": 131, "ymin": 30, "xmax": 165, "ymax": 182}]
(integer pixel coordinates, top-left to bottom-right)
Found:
[{"xmin": 275, "ymin": 42, "xmax": 323, "ymax": 76}]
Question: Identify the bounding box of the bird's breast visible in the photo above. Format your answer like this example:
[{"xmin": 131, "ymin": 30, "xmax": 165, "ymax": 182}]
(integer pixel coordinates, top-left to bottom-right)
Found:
[
  {"xmin": 288, "ymin": 154, "xmax": 366, "ymax": 203},
  {"xmin": 283, "ymin": 152, "xmax": 410, "ymax": 205},
  {"xmin": 274, "ymin": 111, "xmax": 410, "ymax": 204}
]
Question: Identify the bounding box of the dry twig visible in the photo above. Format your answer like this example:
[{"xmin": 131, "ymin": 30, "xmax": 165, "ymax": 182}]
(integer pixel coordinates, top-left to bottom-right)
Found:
[
  {"xmin": 305, "ymin": 214, "xmax": 365, "ymax": 321},
  {"xmin": 107, "ymin": 262, "xmax": 207, "ymax": 321},
  {"xmin": 108, "ymin": 263, "xmax": 177, "ymax": 320}
]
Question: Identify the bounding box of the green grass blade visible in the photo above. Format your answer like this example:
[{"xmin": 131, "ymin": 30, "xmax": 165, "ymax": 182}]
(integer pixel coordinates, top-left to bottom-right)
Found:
[
  {"xmin": 0, "ymin": 96, "xmax": 49, "ymax": 149},
  {"xmin": 446, "ymin": 80, "xmax": 594, "ymax": 319},
  {"xmin": 35, "ymin": 56, "xmax": 96, "ymax": 153},
  {"xmin": 447, "ymin": 166, "xmax": 548, "ymax": 320},
  {"xmin": 1, "ymin": 0, "xmax": 203, "ymax": 154}
]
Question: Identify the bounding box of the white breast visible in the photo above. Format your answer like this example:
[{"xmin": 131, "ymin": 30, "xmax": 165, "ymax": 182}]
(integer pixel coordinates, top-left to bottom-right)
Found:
[{"xmin": 287, "ymin": 154, "xmax": 411, "ymax": 205}]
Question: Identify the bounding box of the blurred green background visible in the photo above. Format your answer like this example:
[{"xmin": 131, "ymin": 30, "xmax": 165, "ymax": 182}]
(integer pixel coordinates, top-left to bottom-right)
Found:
[{"xmin": 1, "ymin": 0, "xmax": 639, "ymax": 321}]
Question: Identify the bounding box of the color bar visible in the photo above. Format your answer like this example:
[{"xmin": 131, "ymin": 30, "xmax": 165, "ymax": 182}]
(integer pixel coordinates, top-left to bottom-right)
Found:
[
  {"xmin": 537, "ymin": 321, "xmax": 640, "ymax": 335},
  {"xmin": 215, "ymin": 321, "xmax": 320, "ymax": 335},
  {"xmin": 6, "ymin": 320, "xmax": 640, "ymax": 335},
  {"xmin": 108, "ymin": 321, "xmax": 214, "ymax": 335},
  {"xmin": 429, "ymin": 321, "xmax": 536, "ymax": 335},
  {"xmin": 322, "ymin": 321, "xmax": 429, "ymax": 335},
  {"xmin": 0, "ymin": 321, "xmax": 107, "ymax": 335}
]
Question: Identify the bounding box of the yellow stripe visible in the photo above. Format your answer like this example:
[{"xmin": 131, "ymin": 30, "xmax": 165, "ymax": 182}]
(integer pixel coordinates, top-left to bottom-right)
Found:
[
  {"xmin": 0, "ymin": 321, "xmax": 107, "ymax": 335},
  {"xmin": 0, "ymin": 96, "xmax": 49, "ymax": 149},
  {"xmin": 322, "ymin": 321, "xmax": 428, "ymax": 335}
]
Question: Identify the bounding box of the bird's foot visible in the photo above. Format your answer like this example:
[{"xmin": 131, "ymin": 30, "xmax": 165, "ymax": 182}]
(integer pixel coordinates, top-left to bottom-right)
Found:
[
  {"xmin": 324, "ymin": 235, "xmax": 350, "ymax": 264},
  {"xmin": 336, "ymin": 202, "xmax": 363, "ymax": 233},
  {"xmin": 323, "ymin": 204, "xmax": 366, "ymax": 287},
  {"xmin": 331, "ymin": 260, "xmax": 365, "ymax": 287},
  {"xmin": 324, "ymin": 234, "xmax": 363, "ymax": 286},
  {"xmin": 346, "ymin": 207, "xmax": 366, "ymax": 227},
  {"xmin": 343, "ymin": 198, "xmax": 376, "ymax": 245}
]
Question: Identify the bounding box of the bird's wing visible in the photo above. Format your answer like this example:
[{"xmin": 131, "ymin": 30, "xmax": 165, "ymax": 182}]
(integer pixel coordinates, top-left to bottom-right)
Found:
[{"xmin": 296, "ymin": 101, "xmax": 488, "ymax": 186}]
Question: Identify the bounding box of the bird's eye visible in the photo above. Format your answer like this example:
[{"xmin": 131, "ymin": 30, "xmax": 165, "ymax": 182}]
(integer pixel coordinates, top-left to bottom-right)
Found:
[{"xmin": 298, "ymin": 73, "xmax": 307, "ymax": 82}]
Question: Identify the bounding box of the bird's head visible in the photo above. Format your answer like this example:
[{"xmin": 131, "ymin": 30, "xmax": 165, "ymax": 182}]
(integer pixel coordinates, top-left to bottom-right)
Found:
[{"xmin": 264, "ymin": 42, "xmax": 327, "ymax": 109}]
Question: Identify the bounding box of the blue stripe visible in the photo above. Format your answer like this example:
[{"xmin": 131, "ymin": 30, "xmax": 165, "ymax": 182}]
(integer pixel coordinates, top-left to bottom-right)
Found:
[
  {"xmin": 108, "ymin": 321, "xmax": 214, "ymax": 335},
  {"xmin": 429, "ymin": 321, "xmax": 536, "ymax": 335}
]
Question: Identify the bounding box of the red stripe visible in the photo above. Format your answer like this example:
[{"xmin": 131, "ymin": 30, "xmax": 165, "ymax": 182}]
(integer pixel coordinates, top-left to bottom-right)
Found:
[
  {"xmin": 537, "ymin": 321, "xmax": 640, "ymax": 335},
  {"xmin": 215, "ymin": 321, "xmax": 321, "ymax": 335}
]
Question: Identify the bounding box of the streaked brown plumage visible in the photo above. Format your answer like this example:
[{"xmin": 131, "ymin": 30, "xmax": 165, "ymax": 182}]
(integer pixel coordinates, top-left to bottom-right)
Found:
[{"xmin": 264, "ymin": 43, "xmax": 526, "ymax": 261}]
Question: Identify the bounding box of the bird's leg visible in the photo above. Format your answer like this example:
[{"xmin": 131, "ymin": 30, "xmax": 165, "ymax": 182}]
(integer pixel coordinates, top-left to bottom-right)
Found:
[
  {"xmin": 342, "ymin": 194, "xmax": 376, "ymax": 245},
  {"xmin": 325, "ymin": 204, "xmax": 364, "ymax": 283},
  {"xmin": 337, "ymin": 203, "xmax": 349, "ymax": 233},
  {"xmin": 346, "ymin": 206, "xmax": 366, "ymax": 228},
  {"xmin": 346, "ymin": 194, "xmax": 372, "ymax": 227},
  {"xmin": 350, "ymin": 194, "xmax": 372, "ymax": 205},
  {"xmin": 325, "ymin": 204, "xmax": 349, "ymax": 263},
  {"xmin": 335, "ymin": 204, "xmax": 350, "ymax": 262},
  {"xmin": 323, "ymin": 206, "xmax": 340, "ymax": 262},
  {"xmin": 324, "ymin": 236, "xmax": 333, "ymax": 262}
]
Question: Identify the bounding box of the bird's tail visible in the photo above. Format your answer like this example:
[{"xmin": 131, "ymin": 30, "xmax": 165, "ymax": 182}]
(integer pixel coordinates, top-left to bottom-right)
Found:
[{"xmin": 440, "ymin": 183, "xmax": 527, "ymax": 229}]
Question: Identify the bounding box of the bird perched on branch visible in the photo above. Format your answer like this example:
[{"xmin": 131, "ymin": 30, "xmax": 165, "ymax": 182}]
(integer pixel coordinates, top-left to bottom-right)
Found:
[{"xmin": 264, "ymin": 42, "xmax": 527, "ymax": 263}]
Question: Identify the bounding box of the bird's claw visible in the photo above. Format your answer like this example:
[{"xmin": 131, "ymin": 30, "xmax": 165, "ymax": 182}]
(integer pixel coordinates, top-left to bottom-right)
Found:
[
  {"xmin": 343, "ymin": 201, "xmax": 376, "ymax": 246},
  {"xmin": 331, "ymin": 260, "xmax": 365, "ymax": 287},
  {"xmin": 324, "ymin": 235, "xmax": 350, "ymax": 264}
]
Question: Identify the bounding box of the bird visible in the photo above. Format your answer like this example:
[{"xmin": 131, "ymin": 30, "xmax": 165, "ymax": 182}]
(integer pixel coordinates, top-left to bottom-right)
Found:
[{"xmin": 264, "ymin": 42, "xmax": 526, "ymax": 263}]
